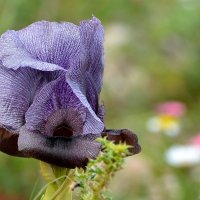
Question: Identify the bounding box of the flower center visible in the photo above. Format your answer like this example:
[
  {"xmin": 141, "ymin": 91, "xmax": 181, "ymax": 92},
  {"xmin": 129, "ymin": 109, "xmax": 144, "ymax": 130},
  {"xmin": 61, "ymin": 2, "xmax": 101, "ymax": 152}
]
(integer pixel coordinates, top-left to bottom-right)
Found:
[{"xmin": 53, "ymin": 124, "xmax": 73, "ymax": 137}]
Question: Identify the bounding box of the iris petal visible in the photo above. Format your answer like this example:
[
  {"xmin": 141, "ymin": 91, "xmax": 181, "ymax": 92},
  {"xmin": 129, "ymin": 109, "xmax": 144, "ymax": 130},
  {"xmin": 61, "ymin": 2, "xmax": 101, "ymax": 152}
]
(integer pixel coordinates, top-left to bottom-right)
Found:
[
  {"xmin": 0, "ymin": 127, "xmax": 141, "ymax": 168},
  {"xmin": 25, "ymin": 75, "xmax": 104, "ymax": 135},
  {"xmin": 0, "ymin": 17, "xmax": 105, "ymax": 121},
  {"xmin": 0, "ymin": 30, "xmax": 63, "ymax": 71},
  {"xmin": 102, "ymin": 129, "xmax": 141, "ymax": 155},
  {"xmin": 45, "ymin": 108, "xmax": 85, "ymax": 137},
  {"xmin": 18, "ymin": 126, "xmax": 101, "ymax": 168},
  {"xmin": 0, "ymin": 128, "xmax": 22, "ymax": 156},
  {"xmin": 79, "ymin": 17, "xmax": 104, "ymax": 95},
  {"xmin": 0, "ymin": 66, "xmax": 48, "ymax": 131},
  {"xmin": 85, "ymin": 73, "xmax": 99, "ymax": 113},
  {"xmin": 0, "ymin": 16, "xmax": 104, "ymax": 90},
  {"xmin": 65, "ymin": 79, "xmax": 104, "ymax": 134},
  {"xmin": 18, "ymin": 21, "xmax": 80, "ymax": 70}
]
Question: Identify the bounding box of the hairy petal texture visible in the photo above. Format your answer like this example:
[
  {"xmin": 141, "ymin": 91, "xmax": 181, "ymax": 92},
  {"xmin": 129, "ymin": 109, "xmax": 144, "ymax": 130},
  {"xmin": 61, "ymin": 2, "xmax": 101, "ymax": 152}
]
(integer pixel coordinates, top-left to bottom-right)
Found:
[
  {"xmin": 25, "ymin": 75, "xmax": 104, "ymax": 135},
  {"xmin": 45, "ymin": 108, "xmax": 85, "ymax": 137},
  {"xmin": 18, "ymin": 126, "xmax": 101, "ymax": 168},
  {"xmin": 0, "ymin": 66, "xmax": 48, "ymax": 131}
]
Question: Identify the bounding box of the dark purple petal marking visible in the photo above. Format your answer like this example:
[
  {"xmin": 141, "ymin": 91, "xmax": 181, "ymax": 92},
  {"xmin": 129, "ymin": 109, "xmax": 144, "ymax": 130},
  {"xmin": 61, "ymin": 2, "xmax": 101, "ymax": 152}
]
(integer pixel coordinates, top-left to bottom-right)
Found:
[
  {"xmin": 18, "ymin": 126, "xmax": 101, "ymax": 168},
  {"xmin": 0, "ymin": 128, "xmax": 22, "ymax": 156},
  {"xmin": 102, "ymin": 129, "xmax": 141, "ymax": 155},
  {"xmin": 0, "ymin": 127, "xmax": 141, "ymax": 168},
  {"xmin": 45, "ymin": 108, "xmax": 85, "ymax": 137}
]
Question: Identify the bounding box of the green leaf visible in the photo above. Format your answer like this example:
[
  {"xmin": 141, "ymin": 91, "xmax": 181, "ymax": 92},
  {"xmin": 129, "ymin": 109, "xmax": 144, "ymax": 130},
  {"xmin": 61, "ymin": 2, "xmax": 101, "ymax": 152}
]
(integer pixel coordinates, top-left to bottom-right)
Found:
[
  {"xmin": 42, "ymin": 184, "xmax": 58, "ymax": 200},
  {"xmin": 40, "ymin": 162, "xmax": 57, "ymax": 183},
  {"xmin": 38, "ymin": 162, "xmax": 74, "ymax": 200},
  {"xmin": 49, "ymin": 177, "xmax": 72, "ymax": 200},
  {"xmin": 33, "ymin": 175, "xmax": 67, "ymax": 200}
]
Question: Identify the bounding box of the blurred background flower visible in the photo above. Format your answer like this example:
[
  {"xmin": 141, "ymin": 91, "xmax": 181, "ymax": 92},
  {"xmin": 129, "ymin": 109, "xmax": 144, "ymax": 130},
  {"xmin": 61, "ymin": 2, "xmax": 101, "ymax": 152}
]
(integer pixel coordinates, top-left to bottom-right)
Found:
[
  {"xmin": 156, "ymin": 101, "xmax": 186, "ymax": 117},
  {"xmin": 0, "ymin": 0, "xmax": 200, "ymax": 200},
  {"xmin": 190, "ymin": 133, "xmax": 200, "ymax": 149},
  {"xmin": 165, "ymin": 145, "xmax": 200, "ymax": 168},
  {"xmin": 146, "ymin": 101, "xmax": 186, "ymax": 137}
]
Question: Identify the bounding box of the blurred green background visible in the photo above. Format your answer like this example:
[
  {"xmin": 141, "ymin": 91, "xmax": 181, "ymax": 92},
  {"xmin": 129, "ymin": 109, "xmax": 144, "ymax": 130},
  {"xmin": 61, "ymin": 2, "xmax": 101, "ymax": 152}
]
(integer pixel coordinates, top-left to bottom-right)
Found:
[{"xmin": 0, "ymin": 0, "xmax": 200, "ymax": 199}]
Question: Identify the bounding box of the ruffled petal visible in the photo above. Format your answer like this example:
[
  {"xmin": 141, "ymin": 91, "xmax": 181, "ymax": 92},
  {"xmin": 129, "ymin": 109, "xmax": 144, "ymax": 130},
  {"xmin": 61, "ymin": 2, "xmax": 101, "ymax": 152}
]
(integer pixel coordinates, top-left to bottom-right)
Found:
[
  {"xmin": 25, "ymin": 75, "xmax": 104, "ymax": 136},
  {"xmin": 0, "ymin": 66, "xmax": 48, "ymax": 131},
  {"xmin": 18, "ymin": 126, "xmax": 101, "ymax": 168},
  {"xmin": 0, "ymin": 17, "xmax": 104, "ymax": 91},
  {"xmin": 102, "ymin": 129, "xmax": 141, "ymax": 155}
]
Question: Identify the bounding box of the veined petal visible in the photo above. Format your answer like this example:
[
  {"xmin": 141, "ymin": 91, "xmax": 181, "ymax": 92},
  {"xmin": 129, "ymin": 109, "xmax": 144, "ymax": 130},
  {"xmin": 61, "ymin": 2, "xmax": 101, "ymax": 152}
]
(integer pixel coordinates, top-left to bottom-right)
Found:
[
  {"xmin": 97, "ymin": 103, "xmax": 105, "ymax": 123},
  {"xmin": 66, "ymin": 78, "xmax": 104, "ymax": 134},
  {"xmin": 67, "ymin": 17, "xmax": 104, "ymax": 97},
  {"xmin": 0, "ymin": 66, "xmax": 48, "ymax": 131},
  {"xmin": 79, "ymin": 17, "xmax": 104, "ymax": 95},
  {"xmin": 66, "ymin": 17, "xmax": 104, "ymax": 119},
  {"xmin": 0, "ymin": 31, "xmax": 64, "ymax": 71},
  {"xmin": 17, "ymin": 21, "xmax": 81, "ymax": 70},
  {"xmin": 45, "ymin": 108, "xmax": 85, "ymax": 137},
  {"xmin": 85, "ymin": 73, "xmax": 99, "ymax": 112},
  {"xmin": 25, "ymin": 75, "xmax": 104, "ymax": 135},
  {"xmin": 0, "ymin": 17, "xmax": 104, "ymax": 87}
]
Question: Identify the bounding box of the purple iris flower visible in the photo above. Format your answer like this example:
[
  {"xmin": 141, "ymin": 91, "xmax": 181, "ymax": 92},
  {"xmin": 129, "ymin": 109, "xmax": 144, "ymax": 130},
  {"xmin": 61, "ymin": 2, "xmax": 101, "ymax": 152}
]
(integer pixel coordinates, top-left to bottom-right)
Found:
[{"xmin": 0, "ymin": 17, "xmax": 140, "ymax": 168}]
